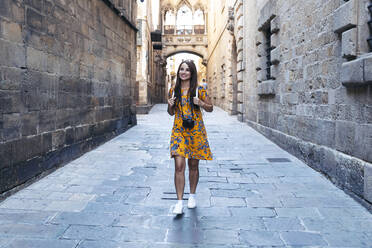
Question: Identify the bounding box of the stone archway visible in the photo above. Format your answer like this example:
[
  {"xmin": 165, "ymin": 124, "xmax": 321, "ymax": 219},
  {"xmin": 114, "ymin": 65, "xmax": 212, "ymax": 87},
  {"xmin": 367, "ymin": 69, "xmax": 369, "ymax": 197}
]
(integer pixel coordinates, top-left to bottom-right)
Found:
[
  {"xmin": 158, "ymin": 0, "xmax": 209, "ymax": 104},
  {"xmin": 161, "ymin": 33, "xmax": 208, "ymax": 63},
  {"xmin": 164, "ymin": 49, "xmax": 206, "ymax": 63}
]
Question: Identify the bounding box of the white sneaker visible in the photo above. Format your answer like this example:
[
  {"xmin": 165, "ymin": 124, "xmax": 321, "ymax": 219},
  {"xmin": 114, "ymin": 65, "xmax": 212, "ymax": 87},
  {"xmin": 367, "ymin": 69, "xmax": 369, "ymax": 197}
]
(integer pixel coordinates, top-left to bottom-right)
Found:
[
  {"xmin": 173, "ymin": 202, "xmax": 183, "ymax": 214},
  {"xmin": 187, "ymin": 196, "xmax": 196, "ymax": 208}
]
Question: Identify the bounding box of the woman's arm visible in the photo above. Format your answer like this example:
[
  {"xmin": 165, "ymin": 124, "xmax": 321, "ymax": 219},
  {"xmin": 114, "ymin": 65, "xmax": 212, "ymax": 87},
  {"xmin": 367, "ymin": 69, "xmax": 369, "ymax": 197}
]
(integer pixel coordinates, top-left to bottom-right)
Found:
[
  {"xmin": 167, "ymin": 97, "xmax": 176, "ymax": 116},
  {"xmin": 193, "ymin": 95, "xmax": 213, "ymax": 112},
  {"xmin": 199, "ymin": 95, "xmax": 213, "ymax": 112}
]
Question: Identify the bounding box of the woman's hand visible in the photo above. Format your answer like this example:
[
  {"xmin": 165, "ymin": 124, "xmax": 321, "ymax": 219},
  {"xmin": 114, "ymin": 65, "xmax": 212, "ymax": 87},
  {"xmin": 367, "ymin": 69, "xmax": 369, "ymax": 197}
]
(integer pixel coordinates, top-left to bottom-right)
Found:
[
  {"xmin": 167, "ymin": 97, "xmax": 176, "ymax": 116},
  {"xmin": 168, "ymin": 97, "xmax": 176, "ymax": 107},
  {"xmin": 193, "ymin": 97, "xmax": 203, "ymax": 107},
  {"xmin": 194, "ymin": 96, "xmax": 213, "ymax": 112}
]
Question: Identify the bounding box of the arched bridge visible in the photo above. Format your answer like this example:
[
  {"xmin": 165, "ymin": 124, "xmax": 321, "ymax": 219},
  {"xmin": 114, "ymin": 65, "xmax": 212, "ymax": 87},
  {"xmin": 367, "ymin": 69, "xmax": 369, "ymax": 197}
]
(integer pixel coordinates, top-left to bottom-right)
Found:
[
  {"xmin": 158, "ymin": 0, "xmax": 208, "ymax": 62},
  {"xmin": 162, "ymin": 33, "xmax": 208, "ymax": 61}
]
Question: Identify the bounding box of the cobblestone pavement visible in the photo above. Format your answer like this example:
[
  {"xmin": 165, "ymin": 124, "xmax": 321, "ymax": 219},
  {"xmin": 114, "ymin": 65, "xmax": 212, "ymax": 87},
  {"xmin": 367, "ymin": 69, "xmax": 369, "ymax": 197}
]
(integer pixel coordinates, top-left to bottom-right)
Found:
[{"xmin": 0, "ymin": 104, "xmax": 372, "ymax": 248}]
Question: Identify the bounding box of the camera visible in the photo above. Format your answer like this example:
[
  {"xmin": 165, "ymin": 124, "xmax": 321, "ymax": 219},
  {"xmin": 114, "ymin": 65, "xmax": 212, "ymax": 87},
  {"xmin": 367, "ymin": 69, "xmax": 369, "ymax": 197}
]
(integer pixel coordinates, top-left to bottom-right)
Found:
[{"xmin": 182, "ymin": 118, "xmax": 194, "ymax": 129}]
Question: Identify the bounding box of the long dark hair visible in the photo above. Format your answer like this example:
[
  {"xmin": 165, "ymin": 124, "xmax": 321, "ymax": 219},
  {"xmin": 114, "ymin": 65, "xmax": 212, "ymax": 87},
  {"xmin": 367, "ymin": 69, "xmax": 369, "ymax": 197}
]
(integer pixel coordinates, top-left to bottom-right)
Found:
[{"xmin": 174, "ymin": 60, "xmax": 199, "ymax": 110}]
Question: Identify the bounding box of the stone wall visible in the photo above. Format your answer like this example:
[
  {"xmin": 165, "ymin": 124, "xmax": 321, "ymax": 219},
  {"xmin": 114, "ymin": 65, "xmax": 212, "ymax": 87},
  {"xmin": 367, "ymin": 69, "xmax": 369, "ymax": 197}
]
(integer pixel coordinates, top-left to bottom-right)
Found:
[
  {"xmin": 0, "ymin": 0, "xmax": 137, "ymax": 194},
  {"xmin": 152, "ymin": 50, "xmax": 166, "ymax": 105},
  {"xmin": 242, "ymin": 0, "xmax": 259, "ymax": 123},
  {"xmin": 136, "ymin": 0, "xmax": 154, "ymax": 113},
  {"xmin": 207, "ymin": 0, "xmax": 237, "ymax": 114},
  {"xmin": 136, "ymin": 0, "xmax": 166, "ymax": 114},
  {"xmin": 243, "ymin": 0, "xmax": 372, "ymax": 203}
]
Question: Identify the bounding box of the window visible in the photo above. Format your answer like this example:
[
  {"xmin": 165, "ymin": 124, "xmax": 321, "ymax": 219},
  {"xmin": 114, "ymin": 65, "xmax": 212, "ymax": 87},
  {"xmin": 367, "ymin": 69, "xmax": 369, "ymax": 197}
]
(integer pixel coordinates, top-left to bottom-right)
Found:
[
  {"xmin": 176, "ymin": 5, "xmax": 192, "ymax": 35},
  {"xmin": 256, "ymin": 0, "xmax": 278, "ymax": 96},
  {"xmin": 193, "ymin": 9, "xmax": 205, "ymax": 34},
  {"xmin": 164, "ymin": 10, "xmax": 175, "ymax": 34},
  {"xmin": 164, "ymin": 10, "xmax": 176, "ymax": 25},
  {"xmin": 368, "ymin": 2, "xmax": 372, "ymax": 51},
  {"xmin": 263, "ymin": 25, "xmax": 272, "ymax": 80}
]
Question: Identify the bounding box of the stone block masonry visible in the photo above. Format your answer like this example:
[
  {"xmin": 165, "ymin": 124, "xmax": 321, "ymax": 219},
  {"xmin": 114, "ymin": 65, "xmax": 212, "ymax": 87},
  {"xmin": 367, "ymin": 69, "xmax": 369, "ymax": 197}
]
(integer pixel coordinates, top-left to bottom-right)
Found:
[
  {"xmin": 0, "ymin": 0, "xmax": 138, "ymax": 194},
  {"xmin": 242, "ymin": 0, "xmax": 372, "ymax": 204}
]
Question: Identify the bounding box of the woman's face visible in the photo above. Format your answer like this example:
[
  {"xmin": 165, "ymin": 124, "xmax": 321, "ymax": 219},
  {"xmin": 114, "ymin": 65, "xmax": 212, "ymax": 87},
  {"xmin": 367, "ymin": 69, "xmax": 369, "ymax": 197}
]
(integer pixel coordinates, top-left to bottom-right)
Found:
[{"xmin": 179, "ymin": 63, "xmax": 191, "ymax": 81}]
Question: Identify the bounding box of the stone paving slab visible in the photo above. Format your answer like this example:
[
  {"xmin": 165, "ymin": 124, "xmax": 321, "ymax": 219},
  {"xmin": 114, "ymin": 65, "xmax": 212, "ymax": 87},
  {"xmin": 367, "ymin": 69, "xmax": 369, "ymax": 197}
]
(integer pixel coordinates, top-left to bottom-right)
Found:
[{"xmin": 0, "ymin": 104, "xmax": 371, "ymax": 247}]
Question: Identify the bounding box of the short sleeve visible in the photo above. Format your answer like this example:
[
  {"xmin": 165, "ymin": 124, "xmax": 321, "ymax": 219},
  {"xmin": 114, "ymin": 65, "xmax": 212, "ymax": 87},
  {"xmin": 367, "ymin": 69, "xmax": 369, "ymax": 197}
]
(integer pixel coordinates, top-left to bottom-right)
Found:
[
  {"xmin": 198, "ymin": 86, "xmax": 208, "ymax": 101},
  {"xmin": 168, "ymin": 87, "xmax": 174, "ymax": 99}
]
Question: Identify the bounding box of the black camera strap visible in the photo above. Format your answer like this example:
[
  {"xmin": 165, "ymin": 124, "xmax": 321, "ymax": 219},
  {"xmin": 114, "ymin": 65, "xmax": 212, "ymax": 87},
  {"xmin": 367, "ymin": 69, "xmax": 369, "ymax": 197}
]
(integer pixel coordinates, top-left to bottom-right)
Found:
[{"xmin": 180, "ymin": 97, "xmax": 194, "ymax": 121}]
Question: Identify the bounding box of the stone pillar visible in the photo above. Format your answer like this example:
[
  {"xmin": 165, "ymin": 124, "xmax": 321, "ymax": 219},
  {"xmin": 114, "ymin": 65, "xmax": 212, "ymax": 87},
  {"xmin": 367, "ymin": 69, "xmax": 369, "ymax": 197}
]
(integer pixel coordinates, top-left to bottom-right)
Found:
[{"xmin": 205, "ymin": 11, "xmax": 208, "ymax": 35}]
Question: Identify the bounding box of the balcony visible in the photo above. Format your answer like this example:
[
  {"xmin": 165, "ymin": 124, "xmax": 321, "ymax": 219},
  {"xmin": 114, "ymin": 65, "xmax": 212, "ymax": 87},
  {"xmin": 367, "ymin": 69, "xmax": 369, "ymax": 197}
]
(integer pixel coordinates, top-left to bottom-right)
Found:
[
  {"xmin": 194, "ymin": 25, "xmax": 205, "ymax": 34},
  {"xmin": 164, "ymin": 25, "xmax": 175, "ymax": 35},
  {"xmin": 161, "ymin": 24, "xmax": 208, "ymax": 58},
  {"xmin": 162, "ymin": 34, "xmax": 207, "ymax": 46},
  {"xmin": 163, "ymin": 25, "xmax": 205, "ymax": 35}
]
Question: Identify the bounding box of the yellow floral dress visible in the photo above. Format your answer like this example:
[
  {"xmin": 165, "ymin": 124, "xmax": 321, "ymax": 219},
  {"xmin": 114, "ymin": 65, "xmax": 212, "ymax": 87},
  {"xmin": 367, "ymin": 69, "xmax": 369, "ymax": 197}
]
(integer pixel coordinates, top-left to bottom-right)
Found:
[{"xmin": 169, "ymin": 86, "xmax": 213, "ymax": 160}]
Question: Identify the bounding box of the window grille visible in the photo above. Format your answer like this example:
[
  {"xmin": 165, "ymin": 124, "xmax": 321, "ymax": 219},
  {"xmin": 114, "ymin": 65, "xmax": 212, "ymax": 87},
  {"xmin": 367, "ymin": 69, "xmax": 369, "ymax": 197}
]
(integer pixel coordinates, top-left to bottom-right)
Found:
[{"xmin": 263, "ymin": 26, "xmax": 272, "ymax": 80}]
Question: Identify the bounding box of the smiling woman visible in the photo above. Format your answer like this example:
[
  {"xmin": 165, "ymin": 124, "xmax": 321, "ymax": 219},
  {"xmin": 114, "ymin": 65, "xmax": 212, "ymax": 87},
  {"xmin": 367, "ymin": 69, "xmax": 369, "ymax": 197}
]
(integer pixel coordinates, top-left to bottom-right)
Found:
[{"xmin": 167, "ymin": 60, "xmax": 213, "ymax": 215}]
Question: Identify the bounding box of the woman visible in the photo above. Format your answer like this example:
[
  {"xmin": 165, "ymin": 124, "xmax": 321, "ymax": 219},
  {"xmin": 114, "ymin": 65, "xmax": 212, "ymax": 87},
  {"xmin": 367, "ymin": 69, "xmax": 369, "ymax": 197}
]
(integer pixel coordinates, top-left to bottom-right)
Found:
[{"xmin": 167, "ymin": 60, "xmax": 213, "ymax": 214}]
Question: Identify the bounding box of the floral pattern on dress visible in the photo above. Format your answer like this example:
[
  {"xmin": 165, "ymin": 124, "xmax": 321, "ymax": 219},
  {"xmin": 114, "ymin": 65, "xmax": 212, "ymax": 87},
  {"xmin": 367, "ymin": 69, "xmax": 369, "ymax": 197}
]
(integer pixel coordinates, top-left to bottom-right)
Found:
[{"xmin": 169, "ymin": 86, "xmax": 213, "ymax": 160}]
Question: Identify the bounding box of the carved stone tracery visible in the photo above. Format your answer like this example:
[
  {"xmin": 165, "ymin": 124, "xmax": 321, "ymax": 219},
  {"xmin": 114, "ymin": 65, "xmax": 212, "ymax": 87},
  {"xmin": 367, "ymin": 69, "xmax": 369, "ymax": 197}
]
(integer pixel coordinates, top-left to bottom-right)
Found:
[{"xmin": 160, "ymin": 0, "xmax": 208, "ymax": 60}]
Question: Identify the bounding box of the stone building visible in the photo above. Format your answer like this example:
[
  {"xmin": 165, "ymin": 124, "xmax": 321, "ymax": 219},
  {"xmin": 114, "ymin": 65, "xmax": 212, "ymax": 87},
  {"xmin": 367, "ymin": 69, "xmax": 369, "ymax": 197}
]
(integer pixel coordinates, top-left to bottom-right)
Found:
[
  {"xmin": 136, "ymin": 0, "xmax": 166, "ymax": 114},
  {"xmin": 207, "ymin": 0, "xmax": 242, "ymax": 116},
  {"xmin": 0, "ymin": 0, "xmax": 138, "ymax": 193},
  {"xmin": 137, "ymin": 0, "xmax": 209, "ymax": 113},
  {"xmin": 152, "ymin": 49, "xmax": 167, "ymax": 104},
  {"xmin": 207, "ymin": 0, "xmax": 372, "ymax": 204}
]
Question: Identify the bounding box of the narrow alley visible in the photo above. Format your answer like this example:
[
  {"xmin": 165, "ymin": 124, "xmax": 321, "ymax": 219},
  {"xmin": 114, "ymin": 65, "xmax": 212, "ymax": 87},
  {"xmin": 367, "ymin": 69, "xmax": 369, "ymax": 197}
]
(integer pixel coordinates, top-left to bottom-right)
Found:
[{"xmin": 0, "ymin": 105, "xmax": 371, "ymax": 247}]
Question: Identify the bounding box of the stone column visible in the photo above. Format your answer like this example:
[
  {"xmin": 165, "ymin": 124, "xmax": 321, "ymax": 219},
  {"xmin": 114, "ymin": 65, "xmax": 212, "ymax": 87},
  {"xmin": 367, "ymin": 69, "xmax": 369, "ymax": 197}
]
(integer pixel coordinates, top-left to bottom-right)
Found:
[{"xmin": 205, "ymin": 11, "xmax": 208, "ymax": 35}]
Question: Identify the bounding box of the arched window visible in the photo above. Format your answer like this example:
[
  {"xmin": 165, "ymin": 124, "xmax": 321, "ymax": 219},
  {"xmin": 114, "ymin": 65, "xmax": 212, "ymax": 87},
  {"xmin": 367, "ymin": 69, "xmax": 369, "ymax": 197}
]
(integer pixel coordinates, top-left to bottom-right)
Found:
[
  {"xmin": 193, "ymin": 9, "xmax": 204, "ymax": 25},
  {"xmin": 164, "ymin": 10, "xmax": 175, "ymax": 34},
  {"xmin": 164, "ymin": 10, "xmax": 175, "ymax": 25},
  {"xmin": 193, "ymin": 9, "xmax": 205, "ymax": 34},
  {"xmin": 176, "ymin": 5, "xmax": 192, "ymax": 35}
]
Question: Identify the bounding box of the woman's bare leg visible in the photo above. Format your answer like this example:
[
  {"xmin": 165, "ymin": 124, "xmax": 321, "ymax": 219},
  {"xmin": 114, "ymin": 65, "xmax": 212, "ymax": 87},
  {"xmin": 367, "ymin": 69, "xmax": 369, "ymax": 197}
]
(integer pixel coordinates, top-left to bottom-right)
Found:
[
  {"xmin": 174, "ymin": 156, "xmax": 186, "ymax": 200},
  {"xmin": 188, "ymin": 159, "xmax": 199, "ymax": 194}
]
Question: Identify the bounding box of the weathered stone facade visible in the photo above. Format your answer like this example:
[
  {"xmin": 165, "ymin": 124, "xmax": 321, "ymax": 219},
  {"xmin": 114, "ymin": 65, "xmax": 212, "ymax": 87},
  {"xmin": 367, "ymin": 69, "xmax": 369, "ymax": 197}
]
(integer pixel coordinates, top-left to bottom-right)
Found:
[
  {"xmin": 203, "ymin": 0, "xmax": 372, "ymax": 204},
  {"xmin": 239, "ymin": 0, "xmax": 372, "ymax": 203},
  {"xmin": 207, "ymin": 0, "xmax": 243, "ymax": 117},
  {"xmin": 136, "ymin": 0, "xmax": 166, "ymax": 114},
  {"xmin": 0, "ymin": 0, "xmax": 137, "ymax": 193}
]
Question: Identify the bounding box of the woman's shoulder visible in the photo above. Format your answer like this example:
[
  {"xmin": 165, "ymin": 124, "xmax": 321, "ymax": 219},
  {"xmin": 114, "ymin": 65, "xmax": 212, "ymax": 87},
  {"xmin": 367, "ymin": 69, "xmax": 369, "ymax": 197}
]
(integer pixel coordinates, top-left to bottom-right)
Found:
[
  {"xmin": 197, "ymin": 85, "xmax": 208, "ymax": 99},
  {"xmin": 197, "ymin": 85, "xmax": 207, "ymax": 94}
]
